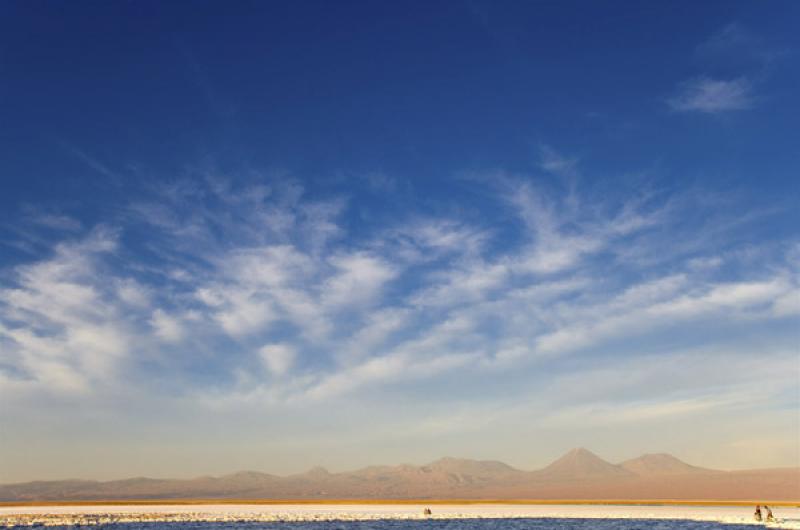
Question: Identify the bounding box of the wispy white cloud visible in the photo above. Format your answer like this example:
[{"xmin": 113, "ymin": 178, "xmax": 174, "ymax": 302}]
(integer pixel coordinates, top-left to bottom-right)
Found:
[
  {"xmin": 361, "ymin": 171, "xmax": 397, "ymax": 193},
  {"xmin": 669, "ymin": 76, "xmax": 753, "ymax": 113},
  {"xmin": 1, "ymin": 163, "xmax": 796, "ymax": 442},
  {"xmin": 502, "ymin": 178, "xmax": 665, "ymax": 275},
  {"xmin": 259, "ymin": 343, "xmax": 296, "ymax": 376},
  {"xmin": 696, "ymin": 23, "xmax": 750, "ymax": 55},
  {"xmin": 694, "ymin": 22, "xmax": 773, "ymax": 70},
  {"xmin": 0, "ymin": 228, "xmax": 133, "ymax": 394},
  {"xmin": 150, "ymin": 309, "xmax": 186, "ymax": 343},
  {"xmin": 301, "ymin": 349, "xmax": 478, "ymax": 402},
  {"xmin": 534, "ymin": 274, "xmax": 793, "ymax": 356},
  {"xmin": 24, "ymin": 210, "xmax": 82, "ymax": 232},
  {"xmin": 538, "ymin": 145, "xmax": 579, "ymax": 178},
  {"xmin": 339, "ymin": 307, "xmax": 410, "ymax": 363},
  {"xmin": 323, "ymin": 252, "xmax": 397, "ymax": 308},
  {"xmin": 666, "ymin": 23, "xmax": 777, "ymax": 116},
  {"xmin": 63, "ymin": 145, "xmax": 124, "ymax": 184}
]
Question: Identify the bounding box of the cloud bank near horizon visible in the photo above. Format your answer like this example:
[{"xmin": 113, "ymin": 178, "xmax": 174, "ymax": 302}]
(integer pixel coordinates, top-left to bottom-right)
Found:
[{"xmin": 1, "ymin": 152, "xmax": 797, "ymax": 481}]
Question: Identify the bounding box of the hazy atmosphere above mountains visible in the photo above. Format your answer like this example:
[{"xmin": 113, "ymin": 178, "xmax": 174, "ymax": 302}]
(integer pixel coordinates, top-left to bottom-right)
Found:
[{"xmin": 1, "ymin": 2, "xmax": 799, "ymax": 483}]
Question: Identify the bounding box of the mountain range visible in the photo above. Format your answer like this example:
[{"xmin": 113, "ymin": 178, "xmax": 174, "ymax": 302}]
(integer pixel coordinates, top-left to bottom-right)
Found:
[{"xmin": 1, "ymin": 448, "xmax": 797, "ymax": 502}]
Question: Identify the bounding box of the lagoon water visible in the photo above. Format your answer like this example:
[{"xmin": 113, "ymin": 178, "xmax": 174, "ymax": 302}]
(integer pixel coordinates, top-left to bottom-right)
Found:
[{"xmin": 21, "ymin": 522, "xmax": 766, "ymax": 530}]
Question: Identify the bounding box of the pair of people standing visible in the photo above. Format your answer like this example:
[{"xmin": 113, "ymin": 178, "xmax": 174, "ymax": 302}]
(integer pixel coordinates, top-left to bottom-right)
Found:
[{"xmin": 754, "ymin": 505, "xmax": 774, "ymax": 522}]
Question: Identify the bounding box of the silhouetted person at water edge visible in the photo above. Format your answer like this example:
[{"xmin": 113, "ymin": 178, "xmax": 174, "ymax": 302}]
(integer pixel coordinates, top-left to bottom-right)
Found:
[
  {"xmin": 765, "ymin": 506, "xmax": 775, "ymax": 522},
  {"xmin": 423, "ymin": 508, "xmax": 432, "ymax": 516},
  {"xmin": 754, "ymin": 505, "xmax": 762, "ymax": 522}
]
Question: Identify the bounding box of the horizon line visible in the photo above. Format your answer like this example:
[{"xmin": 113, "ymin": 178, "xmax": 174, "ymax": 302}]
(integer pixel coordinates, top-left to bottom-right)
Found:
[{"xmin": 2, "ymin": 499, "xmax": 799, "ymax": 508}]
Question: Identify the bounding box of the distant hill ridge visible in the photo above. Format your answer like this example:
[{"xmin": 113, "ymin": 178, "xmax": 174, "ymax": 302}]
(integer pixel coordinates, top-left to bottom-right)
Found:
[
  {"xmin": 1, "ymin": 448, "xmax": 798, "ymax": 502},
  {"xmin": 620, "ymin": 453, "xmax": 712, "ymax": 476}
]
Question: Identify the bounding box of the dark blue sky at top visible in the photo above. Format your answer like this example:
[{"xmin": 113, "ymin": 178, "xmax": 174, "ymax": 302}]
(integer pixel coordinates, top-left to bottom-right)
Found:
[{"xmin": 2, "ymin": 1, "xmax": 799, "ymax": 222}]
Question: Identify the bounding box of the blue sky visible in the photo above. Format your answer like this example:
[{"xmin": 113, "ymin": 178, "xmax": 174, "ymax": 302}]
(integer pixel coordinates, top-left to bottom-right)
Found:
[{"xmin": 0, "ymin": 1, "xmax": 798, "ymax": 482}]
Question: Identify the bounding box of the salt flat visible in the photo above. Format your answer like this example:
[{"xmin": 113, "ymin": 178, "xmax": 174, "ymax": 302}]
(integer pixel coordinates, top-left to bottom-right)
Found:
[{"xmin": 1, "ymin": 503, "xmax": 799, "ymax": 528}]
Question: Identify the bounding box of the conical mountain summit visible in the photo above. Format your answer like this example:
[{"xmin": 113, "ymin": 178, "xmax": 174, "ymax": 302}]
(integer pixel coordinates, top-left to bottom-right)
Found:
[{"xmin": 536, "ymin": 447, "xmax": 634, "ymax": 480}]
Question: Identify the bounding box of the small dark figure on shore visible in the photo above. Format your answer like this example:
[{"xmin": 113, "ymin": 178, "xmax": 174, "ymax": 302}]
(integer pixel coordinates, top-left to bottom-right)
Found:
[
  {"xmin": 423, "ymin": 508, "xmax": 432, "ymax": 516},
  {"xmin": 754, "ymin": 505, "xmax": 762, "ymax": 522},
  {"xmin": 765, "ymin": 506, "xmax": 774, "ymax": 522}
]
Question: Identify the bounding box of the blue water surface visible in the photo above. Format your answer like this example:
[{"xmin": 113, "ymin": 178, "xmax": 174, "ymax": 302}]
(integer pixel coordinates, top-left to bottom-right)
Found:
[{"xmin": 42, "ymin": 519, "xmax": 761, "ymax": 530}]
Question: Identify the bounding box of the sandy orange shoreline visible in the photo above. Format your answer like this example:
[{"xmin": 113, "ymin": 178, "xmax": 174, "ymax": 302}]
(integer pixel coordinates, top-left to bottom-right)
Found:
[{"xmin": 2, "ymin": 499, "xmax": 798, "ymax": 508}]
